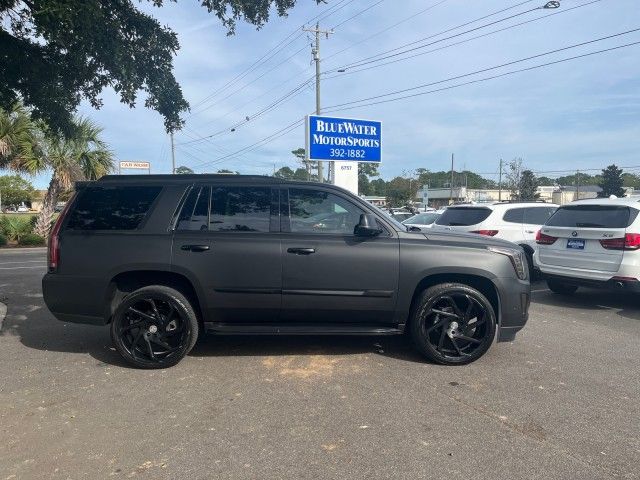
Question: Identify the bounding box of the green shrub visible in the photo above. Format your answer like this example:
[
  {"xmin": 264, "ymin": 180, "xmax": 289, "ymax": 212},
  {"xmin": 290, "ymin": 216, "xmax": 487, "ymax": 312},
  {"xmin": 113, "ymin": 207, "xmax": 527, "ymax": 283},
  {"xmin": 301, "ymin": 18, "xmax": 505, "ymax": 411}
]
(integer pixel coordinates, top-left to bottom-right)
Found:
[
  {"xmin": 0, "ymin": 234, "xmax": 7, "ymax": 246},
  {"xmin": 0, "ymin": 216, "xmax": 33, "ymax": 242},
  {"xmin": 18, "ymin": 233, "xmax": 45, "ymax": 246}
]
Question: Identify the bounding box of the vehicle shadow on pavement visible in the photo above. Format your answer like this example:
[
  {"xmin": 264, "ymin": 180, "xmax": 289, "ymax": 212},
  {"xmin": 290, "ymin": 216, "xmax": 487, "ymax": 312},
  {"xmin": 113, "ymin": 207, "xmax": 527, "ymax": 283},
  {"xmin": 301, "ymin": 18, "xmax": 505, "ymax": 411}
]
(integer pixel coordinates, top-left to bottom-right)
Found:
[{"xmin": 532, "ymin": 288, "xmax": 640, "ymax": 321}]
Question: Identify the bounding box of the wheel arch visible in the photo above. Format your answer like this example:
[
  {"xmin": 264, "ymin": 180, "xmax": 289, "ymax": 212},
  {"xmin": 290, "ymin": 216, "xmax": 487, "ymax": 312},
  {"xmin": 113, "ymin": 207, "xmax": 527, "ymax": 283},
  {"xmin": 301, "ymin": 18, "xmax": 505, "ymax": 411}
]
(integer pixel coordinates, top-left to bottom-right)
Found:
[
  {"xmin": 409, "ymin": 272, "xmax": 501, "ymax": 326},
  {"xmin": 104, "ymin": 270, "xmax": 203, "ymax": 325}
]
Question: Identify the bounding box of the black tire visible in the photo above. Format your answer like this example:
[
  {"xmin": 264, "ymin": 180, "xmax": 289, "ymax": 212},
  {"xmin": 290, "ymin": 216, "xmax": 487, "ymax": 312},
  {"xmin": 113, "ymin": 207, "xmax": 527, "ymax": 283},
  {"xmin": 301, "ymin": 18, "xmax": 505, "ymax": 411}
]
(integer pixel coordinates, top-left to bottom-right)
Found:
[
  {"xmin": 546, "ymin": 280, "xmax": 578, "ymax": 295},
  {"xmin": 110, "ymin": 285, "xmax": 199, "ymax": 369},
  {"xmin": 409, "ymin": 283, "xmax": 497, "ymax": 365}
]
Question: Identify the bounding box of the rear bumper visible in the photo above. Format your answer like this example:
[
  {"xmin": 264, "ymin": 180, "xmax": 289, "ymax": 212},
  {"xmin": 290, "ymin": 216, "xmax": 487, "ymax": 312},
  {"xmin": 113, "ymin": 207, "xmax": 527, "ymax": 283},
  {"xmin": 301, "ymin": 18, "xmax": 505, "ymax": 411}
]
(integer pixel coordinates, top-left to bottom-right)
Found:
[
  {"xmin": 42, "ymin": 273, "xmax": 107, "ymax": 325},
  {"xmin": 543, "ymin": 273, "xmax": 640, "ymax": 291},
  {"xmin": 494, "ymin": 276, "xmax": 530, "ymax": 343}
]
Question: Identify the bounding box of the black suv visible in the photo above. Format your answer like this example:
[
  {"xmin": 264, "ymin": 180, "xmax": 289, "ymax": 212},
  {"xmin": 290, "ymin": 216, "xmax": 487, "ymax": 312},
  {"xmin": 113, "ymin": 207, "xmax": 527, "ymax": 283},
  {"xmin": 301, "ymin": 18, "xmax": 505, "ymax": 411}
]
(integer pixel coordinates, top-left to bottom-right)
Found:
[{"xmin": 42, "ymin": 175, "xmax": 530, "ymax": 368}]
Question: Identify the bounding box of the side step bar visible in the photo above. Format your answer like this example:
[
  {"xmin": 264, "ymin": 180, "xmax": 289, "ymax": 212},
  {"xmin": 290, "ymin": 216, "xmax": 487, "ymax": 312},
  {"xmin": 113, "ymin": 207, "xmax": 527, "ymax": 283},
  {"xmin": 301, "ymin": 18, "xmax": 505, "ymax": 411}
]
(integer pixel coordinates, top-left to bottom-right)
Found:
[{"xmin": 204, "ymin": 322, "xmax": 404, "ymax": 336}]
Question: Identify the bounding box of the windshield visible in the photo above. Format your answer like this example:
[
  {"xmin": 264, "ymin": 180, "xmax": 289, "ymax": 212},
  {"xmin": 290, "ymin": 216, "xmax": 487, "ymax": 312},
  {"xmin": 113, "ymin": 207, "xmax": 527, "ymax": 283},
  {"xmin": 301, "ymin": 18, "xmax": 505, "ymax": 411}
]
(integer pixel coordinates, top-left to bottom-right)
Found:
[
  {"xmin": 404, "ymin": 212, "xmax": 440, "ymax": 225},
  {"xmin": 546, "ymin": 205, "xmax": 638, "ymax": 228},
  {"xmin": 435, "ymin": 207, "xmax": 492, "ymax": 226}
]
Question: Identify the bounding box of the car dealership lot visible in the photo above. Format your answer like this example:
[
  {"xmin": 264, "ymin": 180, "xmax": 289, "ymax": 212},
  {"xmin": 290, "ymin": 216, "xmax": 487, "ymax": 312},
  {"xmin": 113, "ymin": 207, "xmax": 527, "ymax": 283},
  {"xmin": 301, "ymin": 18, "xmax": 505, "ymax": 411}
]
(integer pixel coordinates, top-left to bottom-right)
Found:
[{"xmin": 1, "ymin": 248, "xmax": 639, "ymax": 479}]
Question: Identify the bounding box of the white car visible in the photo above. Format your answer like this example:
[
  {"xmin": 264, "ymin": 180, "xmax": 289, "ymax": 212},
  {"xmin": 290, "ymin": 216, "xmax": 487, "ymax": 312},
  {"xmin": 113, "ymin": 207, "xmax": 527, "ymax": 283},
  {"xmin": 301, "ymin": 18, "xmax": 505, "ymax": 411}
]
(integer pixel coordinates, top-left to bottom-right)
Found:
[
  {"xmin": 402, "ymin": 211, "xmax": 441, "ymax": 229},
  {"xmin": 432, "ymin": 202, "xmax": 558, "ymax": 273},
  {"xmin": 534, "ymin": 197, "xmax": 640, "ymax": 294}
]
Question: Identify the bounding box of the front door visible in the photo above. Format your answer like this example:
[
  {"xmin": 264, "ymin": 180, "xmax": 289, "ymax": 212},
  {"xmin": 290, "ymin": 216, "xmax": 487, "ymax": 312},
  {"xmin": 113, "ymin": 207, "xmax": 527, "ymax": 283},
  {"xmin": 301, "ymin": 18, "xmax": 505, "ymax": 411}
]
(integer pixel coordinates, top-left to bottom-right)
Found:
[
  {"xmin": 280, "ymin": 186, "xmax": 399, "ymax": 324},
  {"xmin": 171, "ymin": 184, "xmax": 281, "ymax": 323}
]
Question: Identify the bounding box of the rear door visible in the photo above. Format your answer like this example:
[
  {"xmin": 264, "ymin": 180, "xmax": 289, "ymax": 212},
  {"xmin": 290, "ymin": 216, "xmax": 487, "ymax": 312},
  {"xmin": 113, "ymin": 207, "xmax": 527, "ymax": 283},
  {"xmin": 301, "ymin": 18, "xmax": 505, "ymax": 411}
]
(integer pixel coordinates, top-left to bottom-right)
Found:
[
  {"xmin": 171, "ymin": 184, "xmax": 281, "ymax": 323},
  {"xmin": 280, "ymin": 186, "xmax": 399, "ymax": 324},
  {"xmin": 539, "ymin": 205, "xmax": 635, "ymax": 272}
]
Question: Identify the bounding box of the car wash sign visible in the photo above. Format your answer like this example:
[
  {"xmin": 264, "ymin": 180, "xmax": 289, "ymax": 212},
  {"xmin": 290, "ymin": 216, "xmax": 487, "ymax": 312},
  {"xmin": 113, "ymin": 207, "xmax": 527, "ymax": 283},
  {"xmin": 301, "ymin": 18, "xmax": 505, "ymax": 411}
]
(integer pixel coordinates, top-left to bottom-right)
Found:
[{"xmin": 306, "ymin": 115, "xmax": 381, "ymax": 163}]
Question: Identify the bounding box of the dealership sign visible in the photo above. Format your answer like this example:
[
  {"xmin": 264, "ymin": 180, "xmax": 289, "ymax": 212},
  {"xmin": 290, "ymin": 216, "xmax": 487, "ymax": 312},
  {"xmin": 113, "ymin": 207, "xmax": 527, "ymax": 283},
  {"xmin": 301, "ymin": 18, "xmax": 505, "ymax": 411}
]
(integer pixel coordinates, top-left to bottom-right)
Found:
[
  {"xmin": 119, "ymin": 161, "xmax": 150, "ymax": 170},
  {"xmin": 306, "ymin": 115, "xmax": 381, "ymax": 163}
]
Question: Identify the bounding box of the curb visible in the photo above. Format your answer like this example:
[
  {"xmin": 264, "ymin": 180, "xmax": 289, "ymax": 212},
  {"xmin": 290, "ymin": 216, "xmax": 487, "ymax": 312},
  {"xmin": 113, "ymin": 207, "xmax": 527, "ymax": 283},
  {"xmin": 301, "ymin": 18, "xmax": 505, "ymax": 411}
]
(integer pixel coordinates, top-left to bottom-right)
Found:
[{"xmin": 0, "ymin": 247, "xmax": 47, "ymax": 253}]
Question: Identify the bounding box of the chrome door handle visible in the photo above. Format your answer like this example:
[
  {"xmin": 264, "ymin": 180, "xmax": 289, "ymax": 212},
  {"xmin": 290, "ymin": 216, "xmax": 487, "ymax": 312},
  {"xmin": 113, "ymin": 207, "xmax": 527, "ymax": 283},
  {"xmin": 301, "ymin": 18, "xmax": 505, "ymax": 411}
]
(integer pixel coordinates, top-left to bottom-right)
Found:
[
  {"xmin": 181, "ymin": 244, "xmax": 210, "ymax": 252},
  {"xmin": 287, "ymin": 247, "xmax": 316, "ymax": 255}
]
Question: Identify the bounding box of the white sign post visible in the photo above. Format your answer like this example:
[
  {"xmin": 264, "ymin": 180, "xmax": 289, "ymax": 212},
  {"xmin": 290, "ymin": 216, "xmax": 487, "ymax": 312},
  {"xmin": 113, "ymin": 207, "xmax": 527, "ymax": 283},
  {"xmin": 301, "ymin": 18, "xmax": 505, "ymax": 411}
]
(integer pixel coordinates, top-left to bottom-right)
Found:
[
  {"xmin": 306, "ymin": 115, "xmax": 381, "ymax": 195},
  {"xmin": 119, "ymin": 161, "xmax": 151, "ymax": 174}
]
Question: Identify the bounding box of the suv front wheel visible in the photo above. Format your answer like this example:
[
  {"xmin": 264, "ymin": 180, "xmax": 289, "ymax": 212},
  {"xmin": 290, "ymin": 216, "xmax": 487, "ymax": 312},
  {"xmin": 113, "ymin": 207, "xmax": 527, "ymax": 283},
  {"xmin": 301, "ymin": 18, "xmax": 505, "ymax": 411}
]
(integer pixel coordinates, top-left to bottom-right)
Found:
[
  {"xmin": 110, "ymin": 285, "xmax": 199, "ymax": 369},
  {"xmin": 410, "ymin": 283, "xmax": 497, "ymax": 365}
]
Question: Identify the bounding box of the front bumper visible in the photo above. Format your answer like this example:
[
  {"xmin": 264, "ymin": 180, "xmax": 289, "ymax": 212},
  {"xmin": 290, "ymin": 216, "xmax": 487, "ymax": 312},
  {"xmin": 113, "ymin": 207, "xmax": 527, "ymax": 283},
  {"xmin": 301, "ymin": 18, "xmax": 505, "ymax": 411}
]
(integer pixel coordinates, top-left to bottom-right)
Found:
[{"xmin": 493, "ymin": 276, "xmax": 530, "ymax": 342}]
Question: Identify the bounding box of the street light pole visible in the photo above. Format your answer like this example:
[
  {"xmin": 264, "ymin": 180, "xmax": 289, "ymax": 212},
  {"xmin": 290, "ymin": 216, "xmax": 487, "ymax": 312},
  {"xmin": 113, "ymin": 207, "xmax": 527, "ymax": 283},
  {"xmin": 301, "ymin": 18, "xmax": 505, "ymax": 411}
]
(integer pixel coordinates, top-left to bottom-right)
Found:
[
  {"xmin": 303, "ymin": 22, "xmax": 333, "ymax": 183},
  {"xmin": 170, "ymin": 131, "xmax": 176, "ymax": 174}
]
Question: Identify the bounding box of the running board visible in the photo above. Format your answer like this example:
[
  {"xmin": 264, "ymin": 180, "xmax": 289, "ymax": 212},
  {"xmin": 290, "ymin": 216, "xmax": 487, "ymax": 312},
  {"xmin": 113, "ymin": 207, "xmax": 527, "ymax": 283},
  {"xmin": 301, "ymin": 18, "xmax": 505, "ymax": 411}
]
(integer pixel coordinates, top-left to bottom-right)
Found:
[{"xmin": 204, "ymin": 322, "xmax": 404, "ymax": 336}]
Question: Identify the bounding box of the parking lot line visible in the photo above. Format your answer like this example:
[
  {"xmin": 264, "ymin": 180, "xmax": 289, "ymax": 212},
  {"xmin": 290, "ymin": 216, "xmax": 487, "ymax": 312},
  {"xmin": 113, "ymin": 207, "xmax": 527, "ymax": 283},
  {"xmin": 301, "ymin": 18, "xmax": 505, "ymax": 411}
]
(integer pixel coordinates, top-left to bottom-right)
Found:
[
  {"xmin": 0, "ymin": 260, "xmax": 48, "ymax": 265},
  {"xmin": 0, "ymin": 265, "xmax": 47, "ymax": 270}
]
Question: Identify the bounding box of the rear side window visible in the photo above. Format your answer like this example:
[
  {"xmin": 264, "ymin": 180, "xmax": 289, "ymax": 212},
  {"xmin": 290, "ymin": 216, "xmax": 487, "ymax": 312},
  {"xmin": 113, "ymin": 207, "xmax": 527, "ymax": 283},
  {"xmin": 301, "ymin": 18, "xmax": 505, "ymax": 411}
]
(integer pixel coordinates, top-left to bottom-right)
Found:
[
  {"xmin": 66, "ymin": 186, "xmax": 161, "ymax": 230},
  {"xmin": 503, "ymin": 208, "xmax": 524, "ymax": 224},
  {"xmin": 210, "ymin": 186, "xmax": 271, "ymax": 232},
  {"xmin": 524, "ymin": 207, "xmax": 556, "ymax": 225},
  {"xmin": 546, "ymin": 205, "xmax": 638, "ymax": 228},
  {"xmin": 176, "ymin": 186, "xmax": 210, "ymax": 231},
  {"xmin": 436, "ymin": 207, "xmax": 491, "ymax": 226}
]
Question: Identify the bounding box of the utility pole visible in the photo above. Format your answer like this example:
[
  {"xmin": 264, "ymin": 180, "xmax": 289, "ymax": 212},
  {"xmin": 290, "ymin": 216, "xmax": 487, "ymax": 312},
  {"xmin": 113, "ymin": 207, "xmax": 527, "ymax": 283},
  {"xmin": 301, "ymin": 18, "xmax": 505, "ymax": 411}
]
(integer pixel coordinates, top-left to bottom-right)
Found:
[
  {"xmin": 449, "ymin": 153, "xmax": 454, "ymax": 204},
  {"xmin": 498, "ymin": 158, "xmax": 503, "ymax": 201},
  {"xmin": 170, "ymin": 131, "xmax": 176, "ymax": 174},
  {"xmin": 303, "ymin": 22, "xmax": 333, "ymax": 183},
  {"xmin": 576, "ymin": 169, "xmax": 580, "ymax": 201}
]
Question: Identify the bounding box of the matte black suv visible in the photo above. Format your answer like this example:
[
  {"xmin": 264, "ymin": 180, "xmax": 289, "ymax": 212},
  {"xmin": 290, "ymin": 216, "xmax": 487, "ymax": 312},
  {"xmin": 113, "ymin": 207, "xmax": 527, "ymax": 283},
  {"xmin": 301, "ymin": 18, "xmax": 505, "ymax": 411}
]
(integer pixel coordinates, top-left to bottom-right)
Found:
[{"xmin": 42, "ymin": 175, "xmax": 530, "ymax": 368}]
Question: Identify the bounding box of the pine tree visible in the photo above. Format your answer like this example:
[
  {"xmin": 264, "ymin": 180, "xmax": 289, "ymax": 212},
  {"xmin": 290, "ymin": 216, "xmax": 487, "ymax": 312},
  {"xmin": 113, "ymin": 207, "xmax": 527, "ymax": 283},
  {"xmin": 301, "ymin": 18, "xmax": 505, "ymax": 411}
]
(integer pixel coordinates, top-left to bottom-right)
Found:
[{"xmin": 598, "ymin": 164, "xmax": 625, "ymax": 197}]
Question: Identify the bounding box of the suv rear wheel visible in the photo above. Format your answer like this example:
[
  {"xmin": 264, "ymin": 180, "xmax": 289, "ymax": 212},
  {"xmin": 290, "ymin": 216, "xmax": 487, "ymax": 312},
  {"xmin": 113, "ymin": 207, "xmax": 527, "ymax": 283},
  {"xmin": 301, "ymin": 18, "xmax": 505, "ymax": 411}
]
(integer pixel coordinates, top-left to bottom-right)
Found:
[
  {"xmin": 546, "ymin": 280, "xmax": 578, "ymax": 295},
  {"xmin": 110, "ymin": 285, "xmax": 199, "ymax": 369},
  {"xmin": 410, "ymin": 283, "xmax": 496, "ymax": 365}
]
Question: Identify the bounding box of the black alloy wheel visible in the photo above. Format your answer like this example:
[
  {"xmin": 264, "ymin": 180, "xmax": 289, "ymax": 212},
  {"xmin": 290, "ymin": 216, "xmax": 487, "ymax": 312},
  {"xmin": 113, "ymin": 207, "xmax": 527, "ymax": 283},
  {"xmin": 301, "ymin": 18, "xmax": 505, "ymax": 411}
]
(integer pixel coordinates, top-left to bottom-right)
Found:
[
  {"xmin": 110, "ymin": 286, "xmax": 198, "ymax": 369},
  {"xmin": 410, "ymin": 283, "xmax": 496, "ymax": 365}
]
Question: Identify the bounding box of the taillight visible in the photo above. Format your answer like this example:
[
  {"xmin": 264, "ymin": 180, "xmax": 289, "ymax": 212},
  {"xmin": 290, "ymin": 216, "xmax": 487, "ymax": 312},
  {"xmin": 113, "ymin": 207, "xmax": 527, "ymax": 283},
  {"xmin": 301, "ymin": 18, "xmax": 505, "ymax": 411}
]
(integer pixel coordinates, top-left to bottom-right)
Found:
[
  {"xmin": 536, "ymin": 230, "xmax": 557, "ymax": 245},
  {"xmin": 48, "ymin": 195, "xmax": 75, "ymax": 271},
  {"xmin": 600, "ymin": 233, "xmax": 640, "ymax": 251},
  {"xmin": 471, "ymin": 230, "xmax": 498, "ymax": 236}
]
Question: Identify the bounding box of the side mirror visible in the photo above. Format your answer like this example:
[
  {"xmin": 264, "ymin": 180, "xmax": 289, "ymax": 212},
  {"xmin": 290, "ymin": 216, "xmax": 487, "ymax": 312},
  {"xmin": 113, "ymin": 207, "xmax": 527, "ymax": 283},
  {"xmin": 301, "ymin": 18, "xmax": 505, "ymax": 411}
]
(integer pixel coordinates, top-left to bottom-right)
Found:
[{"xmin": 354, "ymin": 213, "xmax": 383, "ymax": 237}]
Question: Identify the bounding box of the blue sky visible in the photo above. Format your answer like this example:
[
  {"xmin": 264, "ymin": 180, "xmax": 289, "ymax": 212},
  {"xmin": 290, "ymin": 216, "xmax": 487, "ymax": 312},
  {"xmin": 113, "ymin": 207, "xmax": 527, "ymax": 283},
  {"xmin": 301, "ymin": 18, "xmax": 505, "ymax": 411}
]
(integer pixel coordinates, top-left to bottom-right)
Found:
[{"xmin": 17, "ymin": 0, "xmax": 640, "ymax": 187}]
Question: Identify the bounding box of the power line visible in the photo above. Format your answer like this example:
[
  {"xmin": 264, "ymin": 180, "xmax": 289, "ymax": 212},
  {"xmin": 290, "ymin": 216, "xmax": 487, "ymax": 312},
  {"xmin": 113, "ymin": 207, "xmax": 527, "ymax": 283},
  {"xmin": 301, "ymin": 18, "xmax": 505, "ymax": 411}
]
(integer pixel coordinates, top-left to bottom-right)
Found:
[
  {"xmin": 322, "ymin": 29, "xmax": 640, "ymax": 112},
  {"xmin": 329, "ymin": 0, "xmax": 539, "ymax": 72},
  {"xmin": 324, "ymin": 0, "xmax": 450, "ymax": 61},
  {"xmin": 324, "ymin": 0, "xmax": 602, "ymax": 78},
  {"xmin": 331, "ymin": 0, "xmax": 386, "ymax": 29}
]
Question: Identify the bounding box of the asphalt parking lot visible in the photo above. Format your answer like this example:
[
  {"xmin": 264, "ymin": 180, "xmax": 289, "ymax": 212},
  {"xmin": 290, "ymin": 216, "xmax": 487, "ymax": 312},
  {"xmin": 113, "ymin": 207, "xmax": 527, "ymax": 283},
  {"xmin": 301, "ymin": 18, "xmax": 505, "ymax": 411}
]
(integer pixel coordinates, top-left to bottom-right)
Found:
[{"xmin": 1, "ymin": 248, "xmax": 639, "ymax": 479}]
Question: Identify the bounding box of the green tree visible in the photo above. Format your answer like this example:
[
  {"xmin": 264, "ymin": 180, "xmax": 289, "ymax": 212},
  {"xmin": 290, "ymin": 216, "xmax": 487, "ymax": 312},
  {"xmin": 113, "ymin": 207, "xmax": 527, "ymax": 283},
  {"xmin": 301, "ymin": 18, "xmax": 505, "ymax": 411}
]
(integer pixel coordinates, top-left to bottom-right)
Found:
[
  {"xmin": 274, "ymin": 166, "xmax": 295, "ymax": 179},
  {"xmin": 1, "ymin": 1, "xmax": 307, "ymax": 133},
  {"xmin": 0, "ymin": 103, "xmax": 42, "ymax": 172},
  {"xmin": 358, "ymin": 163, "xmax": 379, "ymax": 195},
  {"xmin": 386, "ymin": 177, "xmax": 415, "ymax": 207},
  {"xmin": 369, "ymin": 178, "xmax": 387, "ymax": 196},
  {"xmin": 598, "ymin": 164, "xmax": 625, "ymax": 197},
  {"xmin": 175, "ymin": 165, "xmax": 194, "ymax": 174},
  {"xmin": 0, "ymin": 175, "xmax": 35, "ymax": 207},
  {"xmin": 517, "ymin": 170, "xmax": 540, "ymax": 201},
  {"xmin": 216, "ymin": 169, "xmax": 238, "ymax": 174},
  {"xmin": 537, "ymin": 176, "xmax": 556, "ymax": 186},
  {"xmin": 505, "ymin": 158, "xmax": 523, "ymax": 199},
  {"xmin": 33, "ymin": 118, "xmax": 114, "ymax": 237}
]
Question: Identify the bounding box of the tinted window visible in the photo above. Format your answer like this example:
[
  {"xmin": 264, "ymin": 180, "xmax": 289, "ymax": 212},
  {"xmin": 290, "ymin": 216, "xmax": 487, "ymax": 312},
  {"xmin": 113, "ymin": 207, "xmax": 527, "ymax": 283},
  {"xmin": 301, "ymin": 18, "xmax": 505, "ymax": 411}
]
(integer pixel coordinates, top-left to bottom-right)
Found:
[
  {"xmin": 209, "ymin": 186, "xmax": 271, "ymax": 232},
  {"xmin": 66, "ymin": 186, "xmax": 161, "ymax": 230},
  {"xmin": 524, "ymin": 207, "xmax": 556, "ymax": 225},
  {"xmin": 289, "ymin": 188, "xmax": 364, "ymax": 234},
  {"xmin": 546, "ymin": 205, "xmax": 638, "ymax": 228},
  {"xmin": 435, "ymin": 207, "xmax": 491, "ymax": 226},
  {"xmin": 503, "ymin": 208, "xmax": 524, "ymax": 224},
  {"xmin": 405, "ymin": 213, "xmax": 440, "ymax": 225},
  {"xmin": 176, "ymin": 186, "xmax": 210, "ymax": 231}
]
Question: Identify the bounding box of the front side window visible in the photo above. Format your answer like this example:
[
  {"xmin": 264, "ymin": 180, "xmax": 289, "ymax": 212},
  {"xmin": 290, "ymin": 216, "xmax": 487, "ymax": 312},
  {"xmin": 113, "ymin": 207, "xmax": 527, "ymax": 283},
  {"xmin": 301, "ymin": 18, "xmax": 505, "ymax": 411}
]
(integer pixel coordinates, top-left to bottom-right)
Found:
[
  {"xmin": 66, "ymin": 186, "xmax": 161, "ymax": 230},
  {"xmin": 288, "ymin": 188, "xmax": 364, "ymax": 234}
]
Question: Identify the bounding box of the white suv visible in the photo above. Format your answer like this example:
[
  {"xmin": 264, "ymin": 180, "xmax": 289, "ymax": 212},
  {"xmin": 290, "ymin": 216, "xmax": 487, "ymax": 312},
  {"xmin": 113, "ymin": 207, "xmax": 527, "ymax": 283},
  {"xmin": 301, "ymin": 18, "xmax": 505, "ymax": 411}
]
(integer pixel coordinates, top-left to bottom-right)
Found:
[
  {"xmin": 432, "ymin": 202, "xmax": 558, "ymax": 273},
  {"xmin": 534, "ymin": 197, "xmax": 640, "ymax": 294}
]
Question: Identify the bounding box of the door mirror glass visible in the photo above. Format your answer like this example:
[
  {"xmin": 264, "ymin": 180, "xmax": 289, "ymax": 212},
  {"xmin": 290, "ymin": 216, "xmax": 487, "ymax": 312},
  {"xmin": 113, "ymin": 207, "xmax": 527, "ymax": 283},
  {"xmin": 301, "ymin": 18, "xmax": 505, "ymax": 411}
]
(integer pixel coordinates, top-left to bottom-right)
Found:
[{"xmin": 354, "ymin": 213, "xmax": 383, "ymax": 237}]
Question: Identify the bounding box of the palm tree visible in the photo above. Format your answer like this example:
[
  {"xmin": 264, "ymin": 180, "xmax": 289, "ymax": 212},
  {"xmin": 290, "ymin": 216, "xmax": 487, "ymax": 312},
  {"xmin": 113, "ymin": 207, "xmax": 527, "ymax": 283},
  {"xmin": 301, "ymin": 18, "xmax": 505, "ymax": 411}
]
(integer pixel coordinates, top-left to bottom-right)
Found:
[
  {"xmin": 33, "ymin": 118, "xmax": 114, "ymax": 238},
  {"xmin": 0, "ymin": 103, "xmax": 43, "ymax": 173}
]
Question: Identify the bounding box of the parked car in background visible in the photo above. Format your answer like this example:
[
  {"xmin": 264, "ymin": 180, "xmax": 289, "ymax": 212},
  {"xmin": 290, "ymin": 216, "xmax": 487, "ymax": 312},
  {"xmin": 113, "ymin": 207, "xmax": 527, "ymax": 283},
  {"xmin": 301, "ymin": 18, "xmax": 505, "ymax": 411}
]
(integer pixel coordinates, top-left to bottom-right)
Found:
[
  {"xmin": 402, "ymin": 211, "xmax": 441, "ymax": 229},
  {"xmin": 42, "ymin": 175, "xmax": 530, "ymax": 369},
  {"xmin": 16, "ymin": 205, "xmax": 29, "ymax": 213},
  {"xmin": 432, "ymin": 202, "xmax": 558, "ymax": 274},
  {"xmin": 535, "ymin": 197, "xmax": 640, "ymax": 294}
]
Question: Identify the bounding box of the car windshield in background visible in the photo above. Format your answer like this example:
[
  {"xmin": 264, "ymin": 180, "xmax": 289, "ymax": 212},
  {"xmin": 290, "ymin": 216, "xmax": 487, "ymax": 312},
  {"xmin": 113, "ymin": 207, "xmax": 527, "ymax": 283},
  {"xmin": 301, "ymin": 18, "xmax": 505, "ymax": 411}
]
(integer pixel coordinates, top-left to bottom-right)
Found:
[
  {"xmin": 435, "ymin": 207, "xmax": 491, "ymax": 226},
  {"xmin": 546, "ymin": 205, "xmax": 638, "ymax": 228},
  {"xmin": 404, "ymin": 212, "xmax": 440, "ymax": 225}
]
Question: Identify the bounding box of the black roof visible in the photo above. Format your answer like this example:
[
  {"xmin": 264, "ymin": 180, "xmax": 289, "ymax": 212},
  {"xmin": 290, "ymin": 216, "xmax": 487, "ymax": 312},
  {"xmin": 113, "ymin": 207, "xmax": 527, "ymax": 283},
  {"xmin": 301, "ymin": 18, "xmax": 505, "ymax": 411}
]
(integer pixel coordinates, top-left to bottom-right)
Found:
[{"xmin": 97, "ymin": 174, "xmax": 282, "ymax": 184}]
